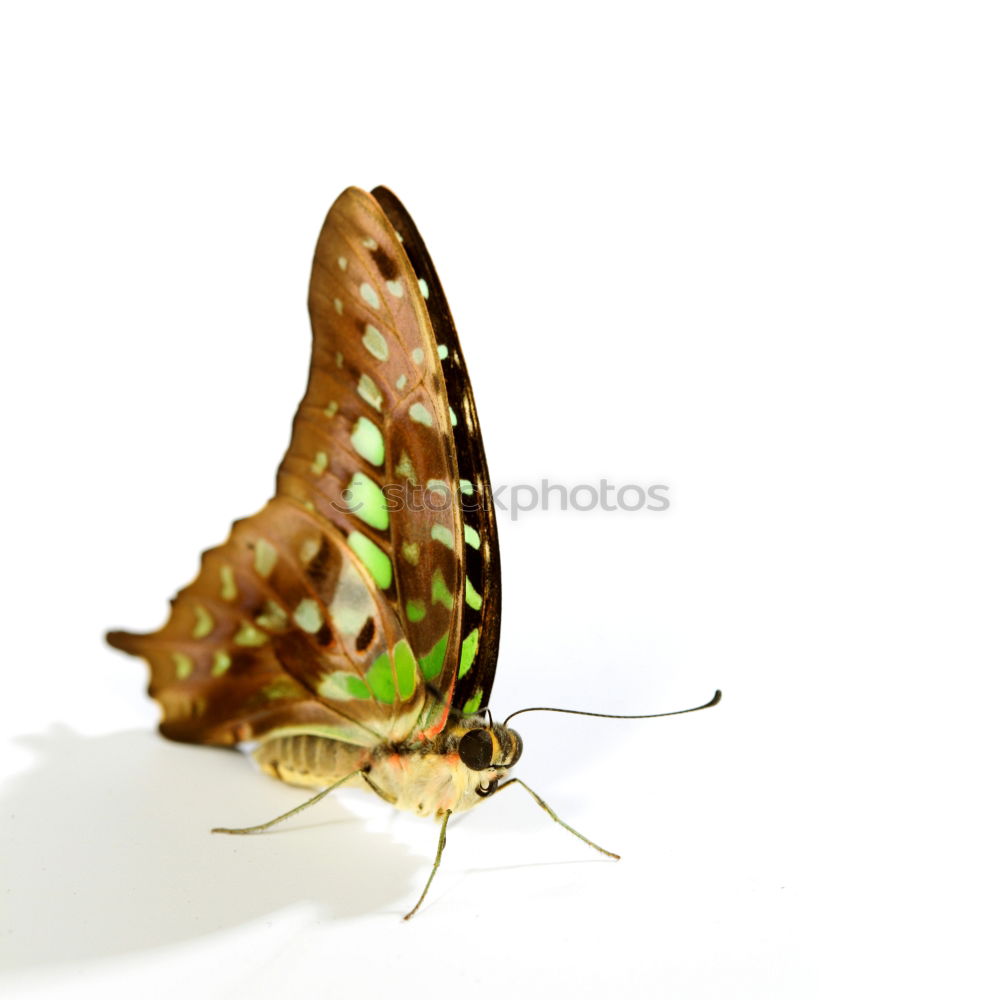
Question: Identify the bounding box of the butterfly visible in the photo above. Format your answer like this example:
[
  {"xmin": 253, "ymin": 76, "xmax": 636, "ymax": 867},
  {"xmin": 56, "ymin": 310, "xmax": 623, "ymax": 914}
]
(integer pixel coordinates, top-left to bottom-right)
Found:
[{"xmin": 107, "ymin": 186, "xmax": 720, "ymax": 919}]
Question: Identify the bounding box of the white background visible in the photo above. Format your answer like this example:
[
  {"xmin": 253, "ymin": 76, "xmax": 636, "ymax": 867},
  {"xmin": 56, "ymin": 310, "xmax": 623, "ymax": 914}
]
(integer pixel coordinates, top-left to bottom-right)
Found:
[{"xmin": 2, "ymin": 2, "xmax": 998, "ymax": 997}]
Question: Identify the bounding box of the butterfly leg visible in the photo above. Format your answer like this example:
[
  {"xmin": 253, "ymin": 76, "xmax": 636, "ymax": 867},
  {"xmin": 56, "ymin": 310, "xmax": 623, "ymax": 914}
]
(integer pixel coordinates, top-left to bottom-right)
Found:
[
  {"xmin": 211, "ymin": 769, "xmax": 364, "ymax": 835},
  {"xmin": 495, "ymin": 778, "xmax": 621, "ymax": 860},
  {"xmin": 402, "ymin": 810, "xmax": 452, "ymax": 921}
]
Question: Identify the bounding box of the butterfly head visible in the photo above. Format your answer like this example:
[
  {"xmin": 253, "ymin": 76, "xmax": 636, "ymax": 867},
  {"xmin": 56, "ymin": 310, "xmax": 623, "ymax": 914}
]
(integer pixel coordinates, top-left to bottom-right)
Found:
[{"xmin": 456, "ymin": 719, "xmax": 523, "ymax": 799}]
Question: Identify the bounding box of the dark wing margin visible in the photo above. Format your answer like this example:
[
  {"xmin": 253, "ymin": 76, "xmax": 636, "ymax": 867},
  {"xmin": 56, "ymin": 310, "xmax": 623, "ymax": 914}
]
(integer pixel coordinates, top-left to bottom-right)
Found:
[{"xmin": 371, "ymin": 186, "xmax": 502, "ymax": 714}]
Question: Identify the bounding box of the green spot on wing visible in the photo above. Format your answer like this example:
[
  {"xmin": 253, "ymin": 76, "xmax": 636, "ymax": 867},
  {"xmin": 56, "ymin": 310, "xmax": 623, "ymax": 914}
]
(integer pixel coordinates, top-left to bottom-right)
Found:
[
  {"xmin": 362, "ymin": 323, "xmax": 389, "ymax": 361},
  {"xmin": 408, "ymin": 402, "xmax": 433, "ymax": 427},
  {"xmin": 350, "ymin": 416, "xmax": 385, "ymax": 467},
  {"xmin": 192, "ymin": 604, "xmax": 214, "ymax": 639},
  {"xmin": 459, "ymin": 628, "xmax": 480, "ymax": 678},
  {"xmin": 418, "ymin": 634, "xmax": 448, "ymax": 680},
  {"xmin": 211, "ymin": 650, "xmax": 231, "ymax": 676},
  {"xmin": 254, "ymin": 600, "xmax": 288, "ymax": 631},
  {"xmin": 357, "ymin": 374, "xmax": 383, "ymax": 411},
  {"xmin": 293, "ymin": 598, "xmax": 323, "ymax": 634},
  {"xmin": 346, "ymin": 471, "xmax": 389, "ymax": 531},
  {"xmin": 406, "ymin": 598, "xmax": 426, "ymax": 622},
  {"xmin": 234, "ymin": 622, "xmax": 269, "ymax": 647},
  {"xmin": 253, "ymin": 539, "xmax": 278, "ymax": 578},
  {"xmin": 366, "ymin": 653, "xmax": 395, "ymax": 704},
  {"xmin": 430, "ymin": 524, "xmax": 455, "ymax": 550},
  {"xmin": 431, "ymin": 568, "xmax": 454, "ymax": 609},
  {"xmin": 393, "ymin": 640, "xmax": 418, "ymax": 700},
  {"xmin": 318, "ymin": 671, "xmax": 371, "ymax": 701},
  {"xmin": 465, "ymin": 577, "xmax": 483, "ymax": 611},
  {"xmin": 219, "ymin": 564, "xmax": 237, "ymax": 600},
  {"xmin": 463, "ymin": 524, "xmax": 481, "ymax": 549},
  {"xmin": 462, "ymin": 690, "xmax": 483, "ymax": 715},
  {"xmin": 172, "ymin": 652, "xmax": 193, "ymax": 680},
  {"xmin": 347, "ymin": 532, "xmax": 393, "ymax": 589}
]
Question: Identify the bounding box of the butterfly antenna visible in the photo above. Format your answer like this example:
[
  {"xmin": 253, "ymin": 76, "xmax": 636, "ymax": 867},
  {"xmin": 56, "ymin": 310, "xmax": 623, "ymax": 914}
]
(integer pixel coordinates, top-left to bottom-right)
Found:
[{"xmin": 502, "ymin": 689, "xmax": 721, "ymax": 727}]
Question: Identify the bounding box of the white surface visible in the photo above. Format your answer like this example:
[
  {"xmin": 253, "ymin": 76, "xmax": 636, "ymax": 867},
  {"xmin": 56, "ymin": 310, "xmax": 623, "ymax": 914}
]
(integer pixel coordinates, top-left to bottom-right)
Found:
[{"xmin": 2, "ymin": 2, "xmax": 999, "ymax": 997}]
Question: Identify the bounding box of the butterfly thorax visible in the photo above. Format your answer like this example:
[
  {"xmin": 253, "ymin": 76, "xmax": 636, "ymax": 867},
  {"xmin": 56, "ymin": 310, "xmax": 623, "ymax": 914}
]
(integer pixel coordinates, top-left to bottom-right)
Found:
[{"xmin": 253, "ymin": 716, "xmax": 522, "ymax": 818}]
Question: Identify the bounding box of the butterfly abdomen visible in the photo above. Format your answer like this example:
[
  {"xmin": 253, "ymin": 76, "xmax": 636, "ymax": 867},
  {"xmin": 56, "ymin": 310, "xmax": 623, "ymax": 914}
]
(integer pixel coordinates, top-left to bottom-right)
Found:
[{"xmin": 254, "ymin": 734, "xmax": 371, "ymax": 790}]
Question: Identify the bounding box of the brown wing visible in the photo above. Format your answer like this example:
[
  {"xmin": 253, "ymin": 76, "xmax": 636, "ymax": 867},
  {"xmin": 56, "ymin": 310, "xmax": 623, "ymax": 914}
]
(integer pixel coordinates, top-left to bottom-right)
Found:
[
  {"xmin": 108, "ymin": 498, "xmax": 420, "ymax": 746},
  {"xmin": 107, "ymin": 187, "xmax": 478, "ymax": 745},
  {"xmin": 275, "ymin": 187, "xmax": 471, "ymax": 734}
]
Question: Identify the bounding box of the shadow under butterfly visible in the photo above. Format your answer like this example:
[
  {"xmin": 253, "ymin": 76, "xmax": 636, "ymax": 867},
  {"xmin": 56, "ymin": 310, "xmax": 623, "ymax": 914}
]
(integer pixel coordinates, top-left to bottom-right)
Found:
[{"xmin": 106, "ymin": 185, "xmax": 721, "ymax": 919}]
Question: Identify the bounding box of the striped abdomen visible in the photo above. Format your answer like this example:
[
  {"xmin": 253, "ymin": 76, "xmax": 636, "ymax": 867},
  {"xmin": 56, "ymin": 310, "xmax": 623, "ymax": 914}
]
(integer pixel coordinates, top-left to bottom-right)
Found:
[{"xmin": 253, "ymin": 734, "xmax": 369, "ymax": 790}]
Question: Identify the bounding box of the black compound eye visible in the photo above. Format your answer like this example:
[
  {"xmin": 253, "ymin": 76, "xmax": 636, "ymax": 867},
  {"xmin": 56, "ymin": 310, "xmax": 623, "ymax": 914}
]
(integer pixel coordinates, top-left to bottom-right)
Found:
[
  {"xmin": 508, "ymin": 729, "xmax": 523, "ymax": 767},
  {"xmin": 458, "ymin": 728, "xmax": 494, "ymax": 771}
]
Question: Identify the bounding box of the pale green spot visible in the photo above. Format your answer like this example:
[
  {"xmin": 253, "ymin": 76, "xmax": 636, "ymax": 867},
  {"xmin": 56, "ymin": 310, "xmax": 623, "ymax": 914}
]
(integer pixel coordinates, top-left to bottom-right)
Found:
[
  {"xmin": 261, "ymin": 679, "xmax": 300, "ymax": 701},
  {"xmin": 386, "ymin": 279, "xmax": 404, "ymax": 298},
  {"xmin": 418, "ymin": 278, "xmax": 429, "ymax": 299},
  {"xmin": 409, "ymin": 402, "xmax": 433, "ymax": 427},
  {"xmin": 324, "ymin": 400, "xmax": 339, "ymax": 417},
  {"xmin": 464, "ymin": 524, "xmax": 481, "ymax": 549},
  {"xmin": 337, "ymin": 256, "xmax": 347, "ymax": 271},
  {"xmin": 449, "ymin": 406, "xmax": 458, "ymax": 427},
  {"xmin": 172, "ymin": 652, "xmax": 193, "ymax": 680},
  {"xmin": 459, "ymin": 479, "xmax": 473, "ymax": 497},
  {"xmin": 427, "ymin": 479, "xmax": 449, "ymax": 500},
  {"xmin": 431, "ymin": 568, "xmax": 454, "ymax": 609},
  {"xmin": 333, "ymin": 297, "xmax": 344, "ymax": 315},
  {"xmin": 402, "ymin": 541, "xmax": 420, "ymax": 566},
  {"xmin": 348, "ymin": 532, "xmax": 392, "ymax": 589},
  {"xmin": 311, "ymin": 451, "xmax": 329, "ymax": 476},
  {"xmin": 350, "ymin": 416, "xmax": 385, "ymax": 467},
  {"xmin": 293, "ymin": 598, "xmax": 324, "ymax": 634},
  {"xmin": 406, "ymin": 598, "xmax": 426, "ymax": 622},
  {"xmin": 366, "ymin": 653, "xmax": 395, "ymax": 704},
  {"xmin": 396, "ymin": 373, "xmax": 407, "ymax": 390},
  {"xmin": 459, "ymin": 628, "xmax": 480, "ymax": 678},
  {"xmin": 465, "ymin": 577, "xmax": 483, "ymax": 611},
  {"xmin": 394, "ymin": 640, "xmax": 417, "ymax": 700},
  {"xmin": 395, "ymin": 451, "xmax": 417, "ymax": 483},
  {"xmin": 335, "ymin": 350, "xmax": 344, "ymax": 368},
  {"xmin": 234, "ymin": 622, "xmax": 269, "ymax": 647},
  {"xmin": 419, "ymin": 634, "xmax": 448, "ymax": 680},
  {"xmin": 255, "ymin": 600, "xmax": 288, "ymax": 631},
  {"xmin": 253, "ymin": 539, "xmax": 278, "ymax": 578},
  {"xmin": 362, "ymin": 323, "xmax": 388, "ymax": 361},
  {"xmin": 362, "ymin": 236, "xmax": 378, "ymax": 250},
  {"xmin": 346, "ymin": 471, "xmax": 388, "ymax": 530},
  {"xmin": 220, "ymin": 564, "xmax": 237, "ymax": 601},
  {"xmin": 431, "ymin": 524, "xmax": 455, "ymax": 550},
  {"xmin": 302, "ymin": 500, "xmax": 316, "ymax": 512},
  {"xmin": 318, "ymin": 671, "xmax": 371, "ymax": 701},
  {"xmin": 329, "ymin": 559, "xmax": 374, "ymax": 639},
  {"xmin": 357, "ymin": 374, "xmax": 382, "ymax": 411},
  {"xmin": 211, "ymin": 650, "xmax": 231, "ymax": 677},
  {"xmin": 360, "ymin": 282, "xmax": 381, "ymax": 310},
  {"xmin": 299, "ymin": 536, "xmax": 321, "ymax": 565},
  {"xmin": 437, "ymin": 344, "xmax": 448, "ymax": 360},
  {"xmin": 462, "ymin": 690, "xmax": 484, "ymax": 715},
  {"xmin": 411, "ymin": 347, "xmax": 424, "ymax": 364},
  {"xmin": 192, "ymin": 605, "xmax": 213, "ymax": 639}
]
